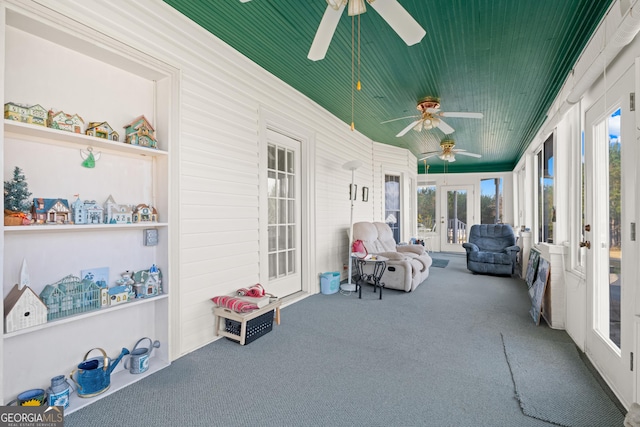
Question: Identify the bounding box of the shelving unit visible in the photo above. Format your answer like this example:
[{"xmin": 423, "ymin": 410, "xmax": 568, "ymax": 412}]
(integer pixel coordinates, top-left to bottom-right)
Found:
[{"xmin": 1, "ymin": 2, "xmax": 178, "ymax": 413}]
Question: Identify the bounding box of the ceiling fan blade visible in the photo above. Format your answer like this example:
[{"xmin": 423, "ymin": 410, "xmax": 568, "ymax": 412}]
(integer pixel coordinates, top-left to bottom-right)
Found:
[
  {"xmin": 454, "ymin": 151, "xmax": 482, "ymax": 158},
  {"xmin": 440, "ymin": 112, "xmax": 484, "ymax": 119},
  {"xmin": 308, "ymin": 4, "xmax": 344, "ymax": 61},
  {"xmin": 418, "ymin": 153, "xmax": 438, "ymax": 161},
  {"xmin": 396, "ymin": 119, "xmax": 421, "ymax": 137},
  {"xmin": 368, "ymin": 0, "xmax": 426, "ymax": 46},
  {"xmin": 380, "ymin": 114, "xmax": 419, "ymax": 124},
  {"xmin": 437, "ymin": 119, "xmax": 455, "ymax": 134}
]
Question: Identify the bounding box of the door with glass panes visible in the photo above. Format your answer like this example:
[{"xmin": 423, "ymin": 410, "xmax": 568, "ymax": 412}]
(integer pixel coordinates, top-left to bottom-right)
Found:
[
  {"xmin": 266, "ymin": 129, "xmax": 302, "ymax": 297},
  {"xmin": 583, "ymin": 66, "xmax": 635, "ymax": 406}
]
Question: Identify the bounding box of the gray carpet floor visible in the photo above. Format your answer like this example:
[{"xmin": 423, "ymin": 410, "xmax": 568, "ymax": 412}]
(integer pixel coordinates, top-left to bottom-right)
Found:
[{"xmin": 65, "ymin": 253, "xmax": 625, "ymax": 427}]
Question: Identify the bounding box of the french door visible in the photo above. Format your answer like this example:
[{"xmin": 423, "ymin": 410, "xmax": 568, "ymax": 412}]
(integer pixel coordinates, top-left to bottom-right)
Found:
[
  {"xmin": 583, "ymin": 65, "xmax": 635, "ymax": 406},
  {"xmin": 439, "ymin": 185, "xmax": 474, "ymax": 252},
  {"xmin": 265, "ymin": 129, "xmax": 302, "ymax": 297}
]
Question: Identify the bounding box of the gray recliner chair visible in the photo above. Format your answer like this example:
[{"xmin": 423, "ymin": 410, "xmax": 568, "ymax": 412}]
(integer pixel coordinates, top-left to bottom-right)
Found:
[{"xmin": 462, "ymin": 224, "xmax": 520, "ymax": 276}]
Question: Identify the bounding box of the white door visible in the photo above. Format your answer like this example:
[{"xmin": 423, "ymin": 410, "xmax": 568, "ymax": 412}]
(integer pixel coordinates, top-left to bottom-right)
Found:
[
  {"xmin": 265, "ymin": 129, "xmax": 302, "ymax": 297},
  {"xmin": 439, "ymin": 185, "xmax": 474, "ymax": 252},
  {"xmin": 584, "ymin": 66, "xmax": 635, "ymax": 406}
]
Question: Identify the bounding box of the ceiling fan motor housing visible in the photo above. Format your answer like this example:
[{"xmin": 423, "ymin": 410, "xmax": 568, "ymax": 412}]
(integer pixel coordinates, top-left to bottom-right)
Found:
[{"xmin": 417, "ymin": 96, "xmax": 441, "ymax": 112}]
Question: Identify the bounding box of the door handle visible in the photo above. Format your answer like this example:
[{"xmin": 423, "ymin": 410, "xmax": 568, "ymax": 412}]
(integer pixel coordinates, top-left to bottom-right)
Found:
[{"xmin": 579, "ymin": 240, "xmax": 591, "ymax": 249}]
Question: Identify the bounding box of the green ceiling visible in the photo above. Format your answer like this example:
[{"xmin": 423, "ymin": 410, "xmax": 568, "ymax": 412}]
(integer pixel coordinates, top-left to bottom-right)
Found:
[{"xmin": 164, "ymin": 0, "xmax": 612, "ymax": 174}]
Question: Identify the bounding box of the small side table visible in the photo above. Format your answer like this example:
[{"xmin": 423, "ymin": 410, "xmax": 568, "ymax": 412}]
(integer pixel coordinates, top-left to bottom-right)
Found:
[{"xmin": 355, "ymin": 256, "xmax": 388, "ymax": 299}]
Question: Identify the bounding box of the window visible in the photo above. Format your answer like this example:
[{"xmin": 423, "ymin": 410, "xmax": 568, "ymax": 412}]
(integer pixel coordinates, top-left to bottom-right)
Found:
[
  {"xmin": 267, "ymin": 143, "xmax": 297, "ymax": 279},
  {"xmin": 537, "ymin": 135, "xmax": 554, "ymax": 243},
  {"xmin": 480, "ymin": 178, "xmax": 503, "ymax": 224},
  {"xmin": 417, "ymin": 184, "xmax": 436, "ymax": 238},
  {"xmin": 385, "ymin": 174, "xmax": 401, "ymax": 243}
]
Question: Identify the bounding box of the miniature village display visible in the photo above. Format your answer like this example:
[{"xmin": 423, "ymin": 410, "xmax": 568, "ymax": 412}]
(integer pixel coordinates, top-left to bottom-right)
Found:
[
  {"xmin": 123, "ymin": 115, "xmax": 157, "ymax": 149},
  {"xmin": 85, "ymin": 122, "xmax": 119, "ymax": 141},
  {"xmin": 4, "ymin": 166, "xmax": 32, "ymax": 226},
  {"xmin": 26, "ymin": 194, "xmax": 157, "ymax": 225},
  {"xmin": 4, "ymin": 103, "xmax": 161, "ymax": 149},
  {"xmin": 47, "ymin": 110, "xmax": 84, "ymax": 133},
  {"xmin": 4, "ymin": 102, "xmax": 47, "ymax": 126},
  {"xmin": 32, "ymin": 198, "xmax": 71, "ymax": 224}
]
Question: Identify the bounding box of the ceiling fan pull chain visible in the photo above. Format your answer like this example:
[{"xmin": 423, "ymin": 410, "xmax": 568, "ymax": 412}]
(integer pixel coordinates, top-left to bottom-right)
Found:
[
  {"xmin": 351, "ymin": 14, "xmax": 355, "ymax": 131},
  {"xmin": 357, "ymin": 14, "xmax": 361, "ymax": 91}
]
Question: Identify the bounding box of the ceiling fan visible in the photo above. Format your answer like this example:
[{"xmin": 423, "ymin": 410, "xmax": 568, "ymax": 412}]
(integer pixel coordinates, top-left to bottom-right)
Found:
[
  {"xmin": 383, "ymin": 97, "xmax": 484, "ymax": 137},
  {"xmin": 239, "ymin": 0, "xmax": 427, "ymax": 61},
  {"xmin": 419, "ymin": 139, "xmax": 482, "ymax": 163}
]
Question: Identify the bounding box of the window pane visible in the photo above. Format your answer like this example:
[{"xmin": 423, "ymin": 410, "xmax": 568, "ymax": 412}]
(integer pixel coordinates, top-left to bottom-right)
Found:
[
  {"xmin": 268, "ymin": 171, "xmax": 277, "ymax": 197},
  {"xmin": 385, "ymin": 175, "xmax": 401, "ymax": 242},
  {"xmin": 268, "ymin": 145, "xmax": 276, "ymax": 170},
  {"xmin": 268, "ymin": 253, "xmax": 277, "ymax": 279},
  {"xmin": 287, "ymin": 174, "xmax": 294, "ymax": 198},
  {"xmin": 288, "ymin": 225, "xmax": 295, "ymax": 248},
  {"xmin": 537, "ymin": 135, "xmax": 554, "ymax": 243},
  {"xmin": 278, "ymin": 252, "xmax": 286, "ymax": 277},
  {"xmin": 268, "ymin": 199, "xmax": 277, "ymax": 224},
  {"xmin": 268, "ymin": 226, "xmax": 277, "ymax": 251},
  {"xmin": 278, "ymin": 225, "xmax": 286, "ymax": 250},
  {"xmin": 608, "ymin": 108, "xmax": 621, "ymax": 348},
  {"xmin": 278, "ymin": 172, "xmax": 287, "ymax": 197},
  {"xmin": 417, "ymin": 185, "xmax": 436, "ymax": 238},
  {"xmin": 277, "ymin": 147, "xmax": 285, "ymax": 172},
  {"xmin": 446, "ymin": 189, "xmax": 468, "ymax": 244},
  {"xmin": 481, "ymin": 178, "xmax": 503, "ymax": 224},
  {"xmin": 279, "ymin": 199, "xmax": 287, "ymax": 224},
  {"xmin": 287, "ymin": 250, "xmax": 295, "ymax": 274},
  {"xmin": 287, "ymin": 149, "xmax": 294, "ymax": 173}
]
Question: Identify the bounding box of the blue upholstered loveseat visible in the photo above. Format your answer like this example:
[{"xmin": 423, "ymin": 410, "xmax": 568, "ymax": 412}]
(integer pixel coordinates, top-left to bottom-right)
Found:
[{"xmin": 462, "ymin": 224, "xmax": 520, "ymax": 276}]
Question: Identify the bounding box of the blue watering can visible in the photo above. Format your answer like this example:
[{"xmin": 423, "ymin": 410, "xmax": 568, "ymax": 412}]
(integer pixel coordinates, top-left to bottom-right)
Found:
[{"xmin": 70, "ymin": 347, "xmax": 129, "ymax": 398}]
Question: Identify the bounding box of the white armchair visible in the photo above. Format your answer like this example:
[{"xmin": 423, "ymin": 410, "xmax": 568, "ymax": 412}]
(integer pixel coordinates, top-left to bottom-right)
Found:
[{"xmin": 352, "ymin": 222, "xmax": 432, "ymax": 292}]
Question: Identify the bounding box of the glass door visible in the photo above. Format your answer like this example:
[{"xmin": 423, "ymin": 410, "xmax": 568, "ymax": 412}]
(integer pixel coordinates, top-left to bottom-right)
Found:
[
  {"xmin": 583, "ymin": 66, "xmax": 634, "ymax": 405},
  {"xmin": 439, "ymin": 185, "xmax": 473, "ymax": 252},
  {"xmin": 265, "ymin": 129, "xmax": 302, "ymax": 297}
]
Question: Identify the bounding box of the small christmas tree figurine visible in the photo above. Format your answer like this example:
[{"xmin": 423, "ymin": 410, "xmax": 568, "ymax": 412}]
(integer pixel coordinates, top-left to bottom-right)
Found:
[{"xmin": 4, "ymin": 166, "xmax": 32, "ymax": 225}]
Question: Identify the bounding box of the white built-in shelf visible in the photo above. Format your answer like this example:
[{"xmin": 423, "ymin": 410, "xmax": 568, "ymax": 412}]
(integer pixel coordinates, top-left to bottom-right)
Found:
[
  {"xmin": 3, "ymin": 120, "xmax": 168, "ymax": 157},
  {"xmin": 4, "ymin": 222, "xmax": 168, "ymax": 233},
  {"xmin": 3, "ymin": 294, "xmax": 168, "ymax": 339}
]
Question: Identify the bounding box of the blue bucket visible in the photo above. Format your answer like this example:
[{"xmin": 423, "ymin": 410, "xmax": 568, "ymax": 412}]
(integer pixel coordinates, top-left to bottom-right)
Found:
[{"xmin": 320, "ymin": 272, "xmax": 340, "ymax": 295}]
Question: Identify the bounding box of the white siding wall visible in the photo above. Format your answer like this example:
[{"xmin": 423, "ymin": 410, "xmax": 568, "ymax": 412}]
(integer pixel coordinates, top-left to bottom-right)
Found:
[{"xmin": 23, "ymin": 0, "xmax": 414, "ymax": 357}]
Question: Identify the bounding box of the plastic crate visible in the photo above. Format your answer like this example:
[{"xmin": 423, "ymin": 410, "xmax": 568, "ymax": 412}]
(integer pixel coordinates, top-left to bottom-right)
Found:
[{"xmin": 224, "ymin": 309, "xmax": 274, "ymax": 345}]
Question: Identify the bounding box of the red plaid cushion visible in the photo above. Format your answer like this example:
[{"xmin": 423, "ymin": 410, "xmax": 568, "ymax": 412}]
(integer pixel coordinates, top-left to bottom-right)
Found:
[{"xmin": 211, "ymin": 296, "xmax": 259, "ymax": 313}]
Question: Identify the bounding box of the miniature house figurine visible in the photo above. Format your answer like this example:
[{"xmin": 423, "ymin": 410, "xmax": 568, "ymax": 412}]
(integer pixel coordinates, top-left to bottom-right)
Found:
[
  {"xmin": 133, "ymin": 264, "xmax": 161, "ymax": 298},
  {"xmin": 108, "ymin": 285, "xmax": 130, "ymax": 306},
  {"xmin": 85, "ymin": 121, "xmax": 119, "ymax": 141},
  {"xmin": 132, "ymin": 204, "xmax": 158, "ymax": 223},
  {"xmin": 32, "ymin": 198, "xmax": 71, "ymax": 224},
  {"xmin": 72, "ymin": 196, "xmax": 104, "ymax": 224},
  {"xmin": 4, "ymin": 102, "xmax": 47, "ymax": 126},
  {"xmin": 123, "ymin": 115, "xmax": 157, "ymax": 148},
  {"xmin": 4, "ymin": 284, "xmax": 48, "ymax": 333},
  {"xmin": 103, "ymin": 195, "xmax": 133, "ymax": 224},
  {"xmin": 39, "ymin": 275, "xmax": 101, "ymax": 321},
  {"xmin": 47, "ymin": 110, "xmax": 84, "ymax": 133}
]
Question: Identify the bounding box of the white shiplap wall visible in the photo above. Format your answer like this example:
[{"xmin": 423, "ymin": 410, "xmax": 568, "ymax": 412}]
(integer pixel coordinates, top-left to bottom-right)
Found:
[{"xmin": 22, "ymin": 0, "xmax": 417, "ymax": 357}]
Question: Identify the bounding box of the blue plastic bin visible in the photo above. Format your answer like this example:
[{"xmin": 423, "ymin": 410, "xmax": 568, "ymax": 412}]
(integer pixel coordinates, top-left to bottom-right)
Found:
[{"xmin": 320, "ymin": 272, "xmax": 340, "ymax": 295}]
